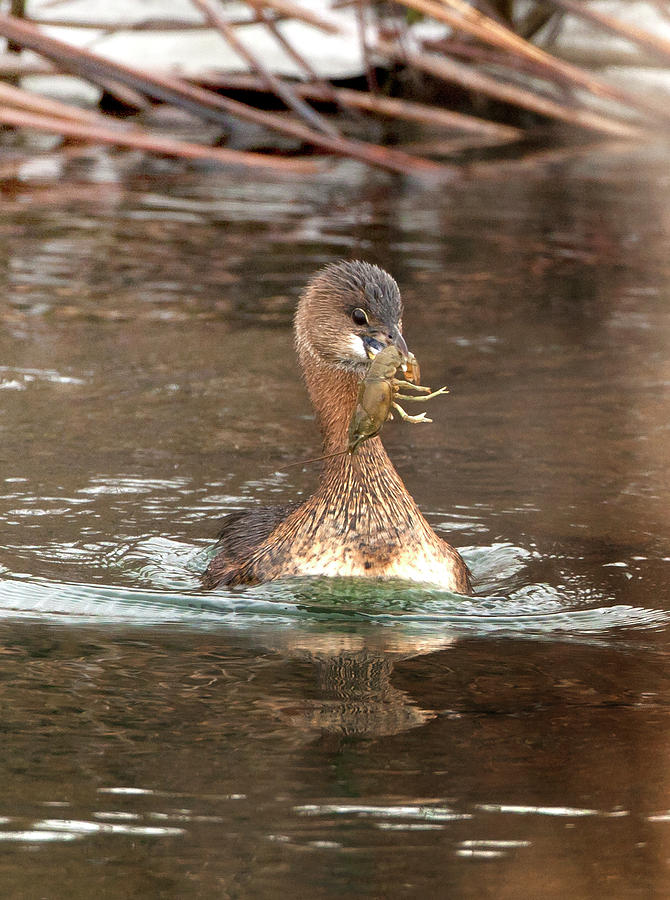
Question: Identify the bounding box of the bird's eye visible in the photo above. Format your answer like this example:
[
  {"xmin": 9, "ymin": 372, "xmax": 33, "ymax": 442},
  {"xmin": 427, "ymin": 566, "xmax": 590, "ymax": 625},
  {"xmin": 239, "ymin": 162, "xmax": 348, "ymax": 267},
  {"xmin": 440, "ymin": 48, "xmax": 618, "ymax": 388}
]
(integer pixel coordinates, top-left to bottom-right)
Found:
[{"xmin": 351, "ymin": 308, "xmax": 369, "ymax": 326}]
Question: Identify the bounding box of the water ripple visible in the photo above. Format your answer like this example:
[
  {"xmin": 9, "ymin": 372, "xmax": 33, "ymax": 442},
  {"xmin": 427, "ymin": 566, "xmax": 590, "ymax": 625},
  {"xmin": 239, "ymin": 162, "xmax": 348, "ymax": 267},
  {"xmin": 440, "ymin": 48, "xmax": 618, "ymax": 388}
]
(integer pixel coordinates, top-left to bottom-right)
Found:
[
  {"xmin": 0, "ymin": 574, "xmax": 666, "ymax": 646},
  {"xmin": 34, "ymin": 819, "xmax": 184, "ymax": 837},
  {"xmin": 0, "ymin": 366, "xmax": 85, "ymax": 387},
  {"xmin": 296, "ymin": 803, "xmax": 470, "ymax": 822},
  {"xmin": 0, "ymin": 830, "xmax": 81, "ymax": 843}
]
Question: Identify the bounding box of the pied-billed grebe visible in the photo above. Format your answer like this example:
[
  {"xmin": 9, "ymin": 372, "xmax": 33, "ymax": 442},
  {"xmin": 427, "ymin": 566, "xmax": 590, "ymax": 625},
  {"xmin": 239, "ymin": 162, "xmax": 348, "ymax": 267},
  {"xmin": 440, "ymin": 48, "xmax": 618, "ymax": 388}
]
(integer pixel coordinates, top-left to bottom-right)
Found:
[{"xmin": 203, "ymin": 260, "xmax": 472, "ymax": 593}]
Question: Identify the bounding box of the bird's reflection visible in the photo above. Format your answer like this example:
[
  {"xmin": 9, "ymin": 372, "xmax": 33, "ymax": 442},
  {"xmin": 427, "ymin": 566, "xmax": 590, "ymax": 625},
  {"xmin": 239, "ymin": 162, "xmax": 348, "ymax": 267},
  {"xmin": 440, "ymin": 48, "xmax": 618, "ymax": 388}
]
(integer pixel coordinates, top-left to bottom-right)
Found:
[{"xmin": 251, "ymin": 622, "xmax": 456, "ymax": 738}]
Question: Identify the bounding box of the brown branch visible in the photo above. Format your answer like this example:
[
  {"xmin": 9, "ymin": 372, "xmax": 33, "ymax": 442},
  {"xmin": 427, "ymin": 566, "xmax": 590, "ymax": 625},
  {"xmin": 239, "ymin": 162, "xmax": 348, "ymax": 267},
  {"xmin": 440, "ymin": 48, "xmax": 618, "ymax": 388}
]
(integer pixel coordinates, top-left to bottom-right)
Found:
[
  {"xmin": 243, "ymin": 0, "xmax": 342, "ymax": 35},
  {"xmin": 189, "ymin": 0, "xmax": 339, "ymax": 137},
  {"xmin": 543, "ymin": 0, "xmax": 670, "ymax": 66},
  {"xmin": 396, "ymin": 0, "xmax": 670, "ymax": 125},
  {"xmin": 95, "ymin": 78, "xmax": 152, "ymax": 111},
  {"xmin": 377, "ymin": 39, "xmax": 646, "ymax": 139},
  {"xmin": 0, "ymin": 79, "xmax": 115, "ymax": 124},
  {"xmin": 23, "ymin": 14, "xmax": 284, "ymax": 31},
  {"xmin": 0, "ymin": 60, "xmax": 514, "ymax": 140},
  {"xmin": 251, "ymin": 7, "xmax": 339, "ymax": 99},
  {"xmin": 299, "ymin": 84, "xmax": 522, "ymax": 138},
  {"xmin": 402, "ymin": 134, "xmax": 519, "ymax": 153},
  {"xmin": 554, "ymin": 48, "xmax": 668, "ymax": 70},
  {"xmin": 356, "ymin": 0, "xmax": 379, "ymax": 94},
  {"xmin": 0, "ymin": 13, "xmax": 450, "ymax": 179},
  {"xmin": 426, "ymin": 35, "xmax": 579, "ymax": 88},
  {"xmin": 195, "ymin": 71, "xmax": 522, "ymax": 138},
  {"xmin": 0, "ymin": 106, "xmax": 319, "ymax": 172}
]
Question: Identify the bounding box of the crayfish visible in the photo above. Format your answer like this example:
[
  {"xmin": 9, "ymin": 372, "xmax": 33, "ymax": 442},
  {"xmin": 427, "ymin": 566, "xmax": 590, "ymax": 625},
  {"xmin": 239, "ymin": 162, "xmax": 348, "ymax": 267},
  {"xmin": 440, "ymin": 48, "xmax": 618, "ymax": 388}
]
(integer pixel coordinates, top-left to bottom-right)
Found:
[{"xmin": 348, "ymin": 345, "xmax": 448, "ymax": 452}]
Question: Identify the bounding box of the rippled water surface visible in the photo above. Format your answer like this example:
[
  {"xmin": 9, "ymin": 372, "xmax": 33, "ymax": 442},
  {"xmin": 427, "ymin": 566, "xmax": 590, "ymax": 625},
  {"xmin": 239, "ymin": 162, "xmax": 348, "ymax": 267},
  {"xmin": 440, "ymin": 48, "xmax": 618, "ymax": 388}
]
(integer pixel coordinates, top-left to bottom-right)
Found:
[{"xmin": 1, "ymin": 140, "xmax": 670, "ymax": 898}]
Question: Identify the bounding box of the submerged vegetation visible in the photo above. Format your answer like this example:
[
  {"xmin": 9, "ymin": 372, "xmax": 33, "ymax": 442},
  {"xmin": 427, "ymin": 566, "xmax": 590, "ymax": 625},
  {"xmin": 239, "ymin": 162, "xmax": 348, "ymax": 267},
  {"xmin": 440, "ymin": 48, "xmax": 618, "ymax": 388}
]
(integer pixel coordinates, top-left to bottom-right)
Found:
[{"xmin": 0, "ymin": 0, "xmax": 669, "ymax": 177}]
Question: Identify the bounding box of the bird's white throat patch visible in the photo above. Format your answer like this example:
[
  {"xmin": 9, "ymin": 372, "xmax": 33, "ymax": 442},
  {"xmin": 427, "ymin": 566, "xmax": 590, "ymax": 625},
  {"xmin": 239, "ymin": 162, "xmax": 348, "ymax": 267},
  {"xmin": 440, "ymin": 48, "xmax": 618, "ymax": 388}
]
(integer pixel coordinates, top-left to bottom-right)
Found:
[{"xmin": 347, "ymin": 333, "xmax": 368, "ymax": 360}]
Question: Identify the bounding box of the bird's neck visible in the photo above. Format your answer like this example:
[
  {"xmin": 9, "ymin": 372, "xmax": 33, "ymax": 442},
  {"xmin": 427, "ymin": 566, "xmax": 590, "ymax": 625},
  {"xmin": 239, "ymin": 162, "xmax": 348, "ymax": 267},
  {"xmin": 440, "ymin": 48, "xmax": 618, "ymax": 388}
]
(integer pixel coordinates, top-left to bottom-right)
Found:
[
  {"xmin": 299, "ymin": 350, "xmax": 413, "ymax": 508},
  {"xmin": 300, "ymin": 352, "xmax": 359, "ymax": 455}
]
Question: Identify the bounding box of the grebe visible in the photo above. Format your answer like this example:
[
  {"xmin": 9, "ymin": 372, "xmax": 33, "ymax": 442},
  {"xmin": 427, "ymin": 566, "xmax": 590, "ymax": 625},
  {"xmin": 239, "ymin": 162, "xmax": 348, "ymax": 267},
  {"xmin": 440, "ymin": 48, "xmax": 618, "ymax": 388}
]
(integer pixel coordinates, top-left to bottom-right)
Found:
[{"xmin": 203, "ymin": 260, "xmax": 472, "ymax": 593}]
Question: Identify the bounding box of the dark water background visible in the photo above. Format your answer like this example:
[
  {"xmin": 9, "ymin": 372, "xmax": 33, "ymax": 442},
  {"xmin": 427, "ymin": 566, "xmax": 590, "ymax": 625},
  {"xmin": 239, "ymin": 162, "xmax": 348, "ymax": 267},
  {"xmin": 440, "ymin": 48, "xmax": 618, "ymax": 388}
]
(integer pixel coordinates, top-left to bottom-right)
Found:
[{"xmin": 1, "ymin": 139, "xmax": 670, "ymax": 898}]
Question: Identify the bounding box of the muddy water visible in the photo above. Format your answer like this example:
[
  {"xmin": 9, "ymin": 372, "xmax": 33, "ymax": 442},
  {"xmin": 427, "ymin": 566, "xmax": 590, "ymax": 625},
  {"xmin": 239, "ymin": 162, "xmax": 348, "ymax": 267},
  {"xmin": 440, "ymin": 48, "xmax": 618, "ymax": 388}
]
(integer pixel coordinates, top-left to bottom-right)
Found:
[{"xmin": 1, "ymin": 142, "xmax": 670, "ymax": 898}]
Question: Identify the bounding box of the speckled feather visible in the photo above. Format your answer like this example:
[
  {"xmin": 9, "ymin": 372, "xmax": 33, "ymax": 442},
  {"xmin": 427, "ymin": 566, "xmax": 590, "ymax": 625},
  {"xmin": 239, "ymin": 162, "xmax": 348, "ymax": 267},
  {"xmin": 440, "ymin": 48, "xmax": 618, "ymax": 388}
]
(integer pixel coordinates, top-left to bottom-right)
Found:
[{"xmin": 202, "ymin": 503, "xmax": 300, "ymax": 589}]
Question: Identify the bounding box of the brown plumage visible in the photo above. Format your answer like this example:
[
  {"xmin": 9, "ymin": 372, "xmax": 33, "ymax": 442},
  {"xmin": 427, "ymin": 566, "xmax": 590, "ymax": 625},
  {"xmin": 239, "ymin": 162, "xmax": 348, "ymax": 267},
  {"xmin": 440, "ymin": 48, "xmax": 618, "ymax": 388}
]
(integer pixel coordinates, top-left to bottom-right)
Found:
[{"xmin": 203, "ymin": 260, "xmax": 472, "ymax": 593}]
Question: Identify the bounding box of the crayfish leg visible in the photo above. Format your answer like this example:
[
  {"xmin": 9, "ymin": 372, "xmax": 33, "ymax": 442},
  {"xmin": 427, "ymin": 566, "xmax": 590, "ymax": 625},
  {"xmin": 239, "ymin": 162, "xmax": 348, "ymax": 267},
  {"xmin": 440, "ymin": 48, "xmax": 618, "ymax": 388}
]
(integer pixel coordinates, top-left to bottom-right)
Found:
[
  {"xmin": 392, "ymin": 402, "xmax": 432, "ymax": 424},
  {"xmin": 395, "ymin": 386, "xmax": 449, "ymax": 402}
]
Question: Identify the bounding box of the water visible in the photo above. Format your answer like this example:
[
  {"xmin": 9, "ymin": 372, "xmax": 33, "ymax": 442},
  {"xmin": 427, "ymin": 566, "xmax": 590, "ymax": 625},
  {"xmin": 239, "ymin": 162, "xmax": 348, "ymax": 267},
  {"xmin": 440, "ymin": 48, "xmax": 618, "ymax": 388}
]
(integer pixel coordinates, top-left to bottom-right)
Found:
[{"xmin": 1, "ymin": 139, "xmax": 670, "ymax": 897}]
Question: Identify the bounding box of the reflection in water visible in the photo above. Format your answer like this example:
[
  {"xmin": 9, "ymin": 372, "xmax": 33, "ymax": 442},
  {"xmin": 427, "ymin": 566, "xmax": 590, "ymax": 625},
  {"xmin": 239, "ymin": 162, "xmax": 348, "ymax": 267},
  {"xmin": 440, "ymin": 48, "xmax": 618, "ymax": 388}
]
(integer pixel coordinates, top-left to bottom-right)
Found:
[
  {"xmin": 282, "ymin": 650, "xmax": 436, "ymax": 737},
  {"xmin": 0, "ymin": 602, "xmax": 667, "ymax": 897},
  {"xmin": 251, "ymin": 620, "xmax": 454, "ymax": 739}
]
